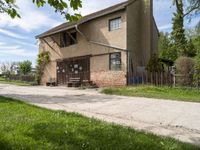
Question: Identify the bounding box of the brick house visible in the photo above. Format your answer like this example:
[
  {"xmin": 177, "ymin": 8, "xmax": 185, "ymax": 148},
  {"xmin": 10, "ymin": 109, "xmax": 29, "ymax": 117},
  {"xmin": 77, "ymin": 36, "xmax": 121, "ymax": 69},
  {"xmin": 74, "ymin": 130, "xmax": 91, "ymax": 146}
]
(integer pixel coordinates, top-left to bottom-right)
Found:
[{"xmin": 36, "ymin": 0, "xmax": 159, "ymax": 87}]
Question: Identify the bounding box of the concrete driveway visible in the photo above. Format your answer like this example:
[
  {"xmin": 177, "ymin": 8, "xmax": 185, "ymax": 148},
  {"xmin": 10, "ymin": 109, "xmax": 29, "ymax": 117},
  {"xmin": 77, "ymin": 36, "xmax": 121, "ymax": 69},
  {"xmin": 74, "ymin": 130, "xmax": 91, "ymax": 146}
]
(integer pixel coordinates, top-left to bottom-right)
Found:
[{"xmin": 0, "ymin": 83, "xmax": 200, "ymax": 145}]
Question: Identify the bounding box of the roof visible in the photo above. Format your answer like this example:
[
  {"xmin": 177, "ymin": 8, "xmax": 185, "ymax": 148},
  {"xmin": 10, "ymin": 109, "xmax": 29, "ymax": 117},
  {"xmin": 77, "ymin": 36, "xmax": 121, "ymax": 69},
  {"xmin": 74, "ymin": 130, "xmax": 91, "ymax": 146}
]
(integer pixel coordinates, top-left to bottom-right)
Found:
[{"xmin": 36, "ymin": 0, "xmax": 129, "ymax": 38}]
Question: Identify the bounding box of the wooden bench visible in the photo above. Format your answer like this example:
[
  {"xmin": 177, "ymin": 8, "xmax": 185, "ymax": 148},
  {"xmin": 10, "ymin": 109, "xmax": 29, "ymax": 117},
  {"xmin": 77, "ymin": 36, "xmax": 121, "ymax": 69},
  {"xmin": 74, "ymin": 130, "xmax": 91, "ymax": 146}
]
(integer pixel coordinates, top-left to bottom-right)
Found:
[{"xmin": 68, "ymin": 77, "xmax": 81, "ymax": 87}]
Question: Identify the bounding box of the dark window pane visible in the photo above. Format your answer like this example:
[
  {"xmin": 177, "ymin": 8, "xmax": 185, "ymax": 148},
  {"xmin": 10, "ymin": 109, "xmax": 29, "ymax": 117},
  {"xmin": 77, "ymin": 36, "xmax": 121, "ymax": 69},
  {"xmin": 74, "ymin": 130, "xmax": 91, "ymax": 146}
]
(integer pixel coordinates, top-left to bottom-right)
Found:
[
  {"xmin": 70, "ymin": 32, "xmax": 77, "ymax": 45},
  {"xmin": 109, "ymin": 52, "xmax": 121, "ymax": 71}
]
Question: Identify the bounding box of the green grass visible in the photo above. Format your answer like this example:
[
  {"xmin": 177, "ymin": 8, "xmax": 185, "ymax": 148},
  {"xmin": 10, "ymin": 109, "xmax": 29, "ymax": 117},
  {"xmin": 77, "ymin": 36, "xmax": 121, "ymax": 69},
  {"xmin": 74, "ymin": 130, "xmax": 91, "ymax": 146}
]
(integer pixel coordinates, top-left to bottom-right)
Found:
[
  {"xmin": 0, "ymin": 96, "xmax": 199, "ymax": 150},
  {"xmin": 0, "ymin": 77, "xmax": 32, "ymax": 86},
  {"xmin": 102, "ymin": 86, "xmax": 200, "ymax": 103}
]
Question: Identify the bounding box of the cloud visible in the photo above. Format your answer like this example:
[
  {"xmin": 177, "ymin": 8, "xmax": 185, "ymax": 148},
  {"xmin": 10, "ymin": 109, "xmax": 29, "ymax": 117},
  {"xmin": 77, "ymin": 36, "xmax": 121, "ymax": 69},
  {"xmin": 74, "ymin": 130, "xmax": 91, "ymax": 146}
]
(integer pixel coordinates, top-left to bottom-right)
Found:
[
  {"xmin": 0, "ymin": 47, "xmax": 37, "ymax": 57},
  {"xmin": 0, "ymin": 28, "xmax": 28, "ymax": 39},
  {"xmin": 0, "ymin": 0, "xmax": 62, "ymax": 32},
  {"xmin": 80, "ymin": 0, "xmax": 125, "ymax": 15},
  {"xmin": 0, "ymin": 42, "xmax": 5, "ymax": 46},
  {"xmin": 14, "ymin": 40, "xmax": 37, "ymax": 48},
  {"xmin": 0, "ymin": 44, "xmax": 37, "ymax": 57},
  {"xmin": 0, "ymin": 45, "xmax": 20, "ymax": 50},
  {"xmin": 158, "ymin": 24, "xmax": 172, "ymax": 31}
]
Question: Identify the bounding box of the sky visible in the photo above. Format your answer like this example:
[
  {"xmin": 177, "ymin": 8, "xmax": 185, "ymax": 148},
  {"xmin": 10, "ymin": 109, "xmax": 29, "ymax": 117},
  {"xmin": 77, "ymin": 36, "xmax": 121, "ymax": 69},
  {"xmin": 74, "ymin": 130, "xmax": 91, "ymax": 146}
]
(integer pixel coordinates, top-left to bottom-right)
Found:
[{"xmin": 0, "ymin": 0, "xmax": 199, "ymax": 66}]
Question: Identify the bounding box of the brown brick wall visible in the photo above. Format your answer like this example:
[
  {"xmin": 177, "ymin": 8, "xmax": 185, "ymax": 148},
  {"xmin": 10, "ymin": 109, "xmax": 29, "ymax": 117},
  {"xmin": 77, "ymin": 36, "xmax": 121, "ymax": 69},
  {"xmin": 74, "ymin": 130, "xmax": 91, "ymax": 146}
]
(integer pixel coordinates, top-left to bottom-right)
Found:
[{"xmin": 91, "ymin": 71, "xmax": 126, "ymax": 87}]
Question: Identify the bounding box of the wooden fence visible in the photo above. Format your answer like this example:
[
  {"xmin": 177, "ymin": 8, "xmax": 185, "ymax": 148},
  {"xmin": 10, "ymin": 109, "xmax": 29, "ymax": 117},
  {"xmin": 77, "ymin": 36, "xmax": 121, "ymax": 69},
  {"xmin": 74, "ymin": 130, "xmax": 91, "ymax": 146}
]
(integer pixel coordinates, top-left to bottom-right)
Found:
[
  {"xmin": 128, "ymin": 71, "xmax": 174, "ymax": 86},
  {"xmin": 129, "ymin": 71, "xmax": 200, "ymax": 88},
  {"xmin": 8, "ymin": 75, "xmax": 35, "ymax": 82}
]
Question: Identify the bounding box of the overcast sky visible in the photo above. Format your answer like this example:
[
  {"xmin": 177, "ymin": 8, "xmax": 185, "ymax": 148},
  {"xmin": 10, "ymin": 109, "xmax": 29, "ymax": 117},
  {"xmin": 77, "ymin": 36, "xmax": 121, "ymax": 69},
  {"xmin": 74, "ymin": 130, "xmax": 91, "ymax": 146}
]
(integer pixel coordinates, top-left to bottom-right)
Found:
[{"xmin": 0, "ymin": 0, "xmax": 199, "ymax": 66}]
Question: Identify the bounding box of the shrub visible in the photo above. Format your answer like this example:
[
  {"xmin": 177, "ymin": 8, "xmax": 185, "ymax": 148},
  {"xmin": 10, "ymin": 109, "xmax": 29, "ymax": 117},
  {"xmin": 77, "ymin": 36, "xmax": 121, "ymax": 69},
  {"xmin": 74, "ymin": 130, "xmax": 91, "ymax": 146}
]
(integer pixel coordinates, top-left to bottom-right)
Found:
[
  {"xmin": 193, "ymin": 54, "xmax": 200, "ymax": 86},
  {"xmin": 175, "ymin": 57, "xmax": 195, "ymax": 86},
  {"xmin": 35, "ymin": 51, "xmax": 49, "ymax": 84},
  {"xmin": 146, "ymin": 54, "xmax": 164, "ymax": 72}
]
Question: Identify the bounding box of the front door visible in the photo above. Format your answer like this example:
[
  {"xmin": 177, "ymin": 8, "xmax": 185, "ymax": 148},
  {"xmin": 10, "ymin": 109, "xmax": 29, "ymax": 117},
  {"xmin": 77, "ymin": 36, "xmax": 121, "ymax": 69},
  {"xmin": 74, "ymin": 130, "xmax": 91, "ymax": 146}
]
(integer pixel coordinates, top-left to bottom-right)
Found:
[
  {"xmin": 57, "ymin": 56, "xmax": 90, "ymax": 85},
  {"xmin": 57, "ymin": 61, "xmax": 67, "ymax": 85}
]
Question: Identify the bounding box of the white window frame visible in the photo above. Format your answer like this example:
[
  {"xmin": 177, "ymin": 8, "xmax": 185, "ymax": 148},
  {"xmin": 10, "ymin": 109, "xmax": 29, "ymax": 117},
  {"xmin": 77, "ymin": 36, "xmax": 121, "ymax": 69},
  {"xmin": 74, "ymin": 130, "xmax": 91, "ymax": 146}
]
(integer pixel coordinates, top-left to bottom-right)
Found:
[{"xmin": 109, "ymin": 17, "xmax": 122, "ymax": 31}]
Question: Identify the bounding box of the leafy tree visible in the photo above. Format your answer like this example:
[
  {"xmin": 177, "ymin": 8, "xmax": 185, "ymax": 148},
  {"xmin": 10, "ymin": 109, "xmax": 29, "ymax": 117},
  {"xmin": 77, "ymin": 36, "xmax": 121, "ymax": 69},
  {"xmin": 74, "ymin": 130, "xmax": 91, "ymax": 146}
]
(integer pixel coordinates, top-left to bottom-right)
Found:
[
  {"xmin": 173, "ymin": 0, "xmax": 200, "ymax": 18},
  {"xmin": 0, "ymin": 0, "xmax": 82, "ymax": 21},
  {"xmin": 171, "ymin": 0, "xmax": 188, "ymax": 57},
  {"xmin": 193, "ymin": 53, "xmax": 200, "ymax": 86},
  {"xmin": 0, "ymin": 61, "xmax": 18, "ymax": 77},
  {"xmin": 186, "ymin": 39, "xmax": 196, "ymax": 57},
  {"xmin": 186, "ymin": 21, "xmax": 200, "ymax": 54},
  {"xmin": 159, "ymin": 32, "xmax": 178, "ymax": 62},
  {"xmin": 170, "ymin": 0, "xmax": 200, "ymax": 58},
  {"xmin": 184, "ymin": 0, "xmax": 200, "ymax": 18},
  {"xmin": 19, "ymin": 60, "xmax": 32, "ymax": 75},
  {"xmin": 159, "ymin": 32, "xmax": 171, "ymax": 53},
  {"xmin": 159, "ymin": 33, "xmax": 176, "ymax": 61},
  {"xmin": 193, "ymin": 21, "xmax": 200, "ymax": 54}
]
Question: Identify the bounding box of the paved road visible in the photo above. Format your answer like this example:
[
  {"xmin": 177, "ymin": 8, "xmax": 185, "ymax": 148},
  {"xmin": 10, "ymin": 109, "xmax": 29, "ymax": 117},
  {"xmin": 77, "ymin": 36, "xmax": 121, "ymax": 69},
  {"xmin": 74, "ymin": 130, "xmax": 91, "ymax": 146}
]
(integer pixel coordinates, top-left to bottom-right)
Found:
[{"xmin": 0, "ymin": 83, "xmax": 200, "ymax": 145}]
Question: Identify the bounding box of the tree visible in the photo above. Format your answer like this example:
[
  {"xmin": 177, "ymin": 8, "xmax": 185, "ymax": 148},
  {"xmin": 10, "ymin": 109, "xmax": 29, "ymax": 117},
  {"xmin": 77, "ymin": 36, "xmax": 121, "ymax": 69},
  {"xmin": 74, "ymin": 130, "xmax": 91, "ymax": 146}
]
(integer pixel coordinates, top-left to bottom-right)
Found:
[
  {"xmin": 159, "ymin": 32, "xmax": 178, "ymax": 61},
  {"xmin": 184, "ymin": 0, "xmax": 200, "ymax": 18},
  {"xmin": 0, "ymin": 61, "xmax": 17, "ymax": 77},
  {"xmin": 171, "ymin": 0, "xmax": 188, "ymax": 57},
  {"xmin": 186, "ymin": 39, "xmax": 196, "ymax": 57},
  {"xmin": 19, "ymin": 60, "xmax": 32, "ymax": 75},
  {"xmin": 186, "ymin": 21, "xmax": 200, "ymax": 54},
  {"xmin": 170, "ymin": 0, "xmax": 200, "ymax": 58},
  {"xmin": 159, "ymin": 32, "xmax": 171, "ymax": 52},
  {"xmin": 0, "ymin": 0, "xmax": 82, "ymax": 21},
  {"xmin": 193, "ymin": 53, "xmax": 200, "ymax": 86},
  {"xmin": 173, "ymin": 0, "xmax": 200, "ymax": 18}
]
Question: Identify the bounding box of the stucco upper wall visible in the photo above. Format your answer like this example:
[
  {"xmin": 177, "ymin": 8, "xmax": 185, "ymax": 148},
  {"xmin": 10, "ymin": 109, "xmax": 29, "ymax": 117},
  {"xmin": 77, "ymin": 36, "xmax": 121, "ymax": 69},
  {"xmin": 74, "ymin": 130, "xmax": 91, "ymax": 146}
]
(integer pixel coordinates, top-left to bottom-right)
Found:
[
  {"xmin": 152, "ymin": 18, "xmax": 159, "ymax": 54},
  {"xmin": 80, "ymin": 10, "xmax": 127, "ymax": 49},
  {"xmin": 39, "ymin": 10, "xmax": 127, "ymax": 61},
  {"xmin": 127, "ymin": 0, "xmax": 158, "ymax": 70}
]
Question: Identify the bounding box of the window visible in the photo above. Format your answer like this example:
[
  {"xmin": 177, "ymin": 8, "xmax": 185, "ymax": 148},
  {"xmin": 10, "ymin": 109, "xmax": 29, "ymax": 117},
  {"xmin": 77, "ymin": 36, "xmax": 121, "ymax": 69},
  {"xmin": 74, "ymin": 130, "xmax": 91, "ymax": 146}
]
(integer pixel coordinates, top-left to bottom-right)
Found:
[
  {"xmin": 60, "ymin": 31, "xmax": 77, "ymax": 47},
  {"xmin": 109, "ymin": 52, "xmax": 121, "ymax": 71},
  {"xmin": 109, "ymin": 17, "xmax": 121, "ymax": 31},
  {"xmin": 70, "ymin": 32, "xmax": 77, "ymax": 45}
]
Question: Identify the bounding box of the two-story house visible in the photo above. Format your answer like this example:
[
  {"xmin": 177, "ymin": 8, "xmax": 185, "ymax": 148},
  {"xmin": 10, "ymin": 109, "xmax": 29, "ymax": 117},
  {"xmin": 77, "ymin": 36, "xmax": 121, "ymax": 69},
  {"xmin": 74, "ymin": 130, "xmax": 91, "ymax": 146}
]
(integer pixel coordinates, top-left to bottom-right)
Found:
[{"xmin": 36, "ymin": 0, "xmax": 159, "ymax": 87}]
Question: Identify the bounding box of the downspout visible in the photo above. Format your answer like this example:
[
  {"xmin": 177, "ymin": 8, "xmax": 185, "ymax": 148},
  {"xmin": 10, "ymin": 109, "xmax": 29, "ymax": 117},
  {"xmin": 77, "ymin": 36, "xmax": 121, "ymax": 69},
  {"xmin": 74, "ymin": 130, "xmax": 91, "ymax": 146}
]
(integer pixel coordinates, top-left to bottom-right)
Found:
[{"xmin": 75, "ymin": 23, "xmax": 130, "ymax": 85}]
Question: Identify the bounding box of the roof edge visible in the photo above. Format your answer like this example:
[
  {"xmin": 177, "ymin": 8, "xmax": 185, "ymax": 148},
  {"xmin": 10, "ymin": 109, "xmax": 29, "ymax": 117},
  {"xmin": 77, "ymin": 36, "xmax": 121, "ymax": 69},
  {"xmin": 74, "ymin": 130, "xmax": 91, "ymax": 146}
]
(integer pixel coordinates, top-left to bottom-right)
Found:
[{"xmin": 36, "ymin": 0, "xmax": 129, "ymax": 39}]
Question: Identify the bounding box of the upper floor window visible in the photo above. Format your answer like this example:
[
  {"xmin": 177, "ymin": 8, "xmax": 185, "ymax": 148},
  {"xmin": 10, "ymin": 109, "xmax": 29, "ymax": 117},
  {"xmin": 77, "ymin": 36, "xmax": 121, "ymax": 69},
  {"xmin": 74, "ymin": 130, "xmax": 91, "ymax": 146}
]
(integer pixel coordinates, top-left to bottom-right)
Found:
[
  {"xmin": 60, "ymin": 31, "xmax": 77, "ymax": 48},
  {"xmin": 109, "ymin": 17, "xmax": 121, "ymax": 31},
  {"xmin": 109, "ymin": 52, "xmax": 121, "ymax": 71}
]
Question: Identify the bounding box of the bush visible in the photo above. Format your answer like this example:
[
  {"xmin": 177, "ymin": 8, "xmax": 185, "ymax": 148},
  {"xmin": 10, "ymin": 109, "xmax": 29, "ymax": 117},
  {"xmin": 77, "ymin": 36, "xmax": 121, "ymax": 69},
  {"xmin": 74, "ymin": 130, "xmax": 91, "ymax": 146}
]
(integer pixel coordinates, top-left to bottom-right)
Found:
[
  {"xmin": 193, "ymin": 54, "xmax": 200, "ymax": 86},
  {"xmin": 146, "ymin": 54, "xmax": 164, "ymax": 72},
  {"xmin": 35, "ymin": 51, "xmax": 49, "ymax": 84},
  {"xmin": 175, "ymin": 57, "xmax": 195, "ymax": 86}
]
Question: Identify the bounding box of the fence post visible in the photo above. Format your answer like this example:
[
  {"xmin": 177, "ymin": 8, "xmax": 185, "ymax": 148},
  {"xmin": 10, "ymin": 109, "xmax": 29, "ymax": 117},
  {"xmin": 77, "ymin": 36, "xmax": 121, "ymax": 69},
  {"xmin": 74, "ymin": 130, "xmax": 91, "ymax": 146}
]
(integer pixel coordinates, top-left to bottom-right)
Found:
[
  {"xmin": 173, "ymin": 74, "xmax": 176, "ymax": 87},
  {"xmin": 146, "ymin": 71, "xmax": 148, "ymax": 85}
]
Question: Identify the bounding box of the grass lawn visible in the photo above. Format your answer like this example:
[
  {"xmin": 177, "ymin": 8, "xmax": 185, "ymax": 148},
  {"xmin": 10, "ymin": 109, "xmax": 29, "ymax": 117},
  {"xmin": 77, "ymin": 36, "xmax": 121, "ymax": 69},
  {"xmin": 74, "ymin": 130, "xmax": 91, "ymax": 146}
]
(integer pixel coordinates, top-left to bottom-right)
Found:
[
  {"xmin": 0, "ymin": 96, "xmax": 199, "ymax": 150},
  {"xmin": 102, "ymin": 86, "xmax": 200, "ymax": 103},
  {"xmin": 0, "ymin": 77, "xmax": 32, "ymax": 86}
]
